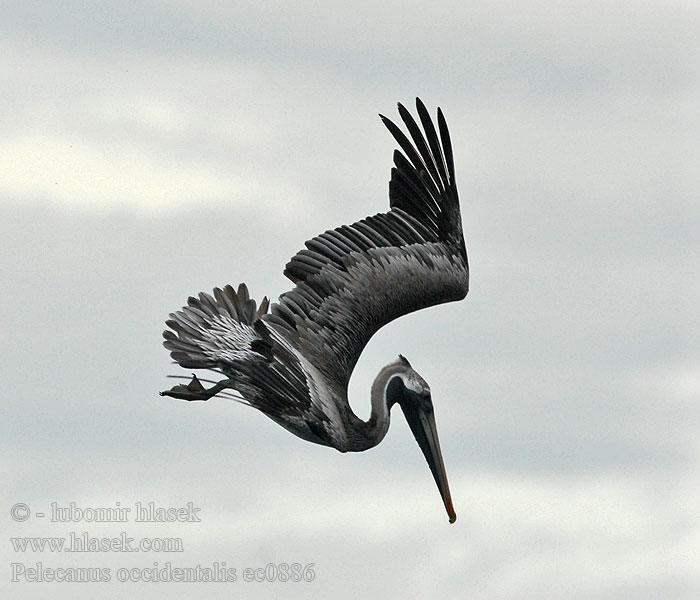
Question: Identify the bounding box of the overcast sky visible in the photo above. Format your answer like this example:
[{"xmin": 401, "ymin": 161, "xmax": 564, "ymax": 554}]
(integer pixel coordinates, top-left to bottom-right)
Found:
[{"xmin": 2, "ymin": 1, "xmax": 699, "ymax": 598}]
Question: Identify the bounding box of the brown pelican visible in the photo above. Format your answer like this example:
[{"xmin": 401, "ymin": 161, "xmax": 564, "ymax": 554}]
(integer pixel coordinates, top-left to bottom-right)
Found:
[{"xmin": 161, "ymin": 98, "xmax": 469, "ymax": 523}]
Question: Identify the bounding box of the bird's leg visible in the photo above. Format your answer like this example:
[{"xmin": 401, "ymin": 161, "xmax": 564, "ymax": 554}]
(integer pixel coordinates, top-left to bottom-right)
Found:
[{"xmin": 160, "ymin": 374, "xmax": 236, "ymax": 401}]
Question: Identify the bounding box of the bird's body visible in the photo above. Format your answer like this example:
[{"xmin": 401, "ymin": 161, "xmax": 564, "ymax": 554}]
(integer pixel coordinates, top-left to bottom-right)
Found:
[{"xmin": 161, "ymin": 99, "xmax": 469, "ymax": 523}]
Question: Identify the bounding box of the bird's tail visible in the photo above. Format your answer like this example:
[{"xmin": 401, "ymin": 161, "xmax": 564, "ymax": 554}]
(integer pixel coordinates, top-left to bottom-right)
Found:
[{"xmin": 162, "ymin": 283, "xmax": 269, "ymax": 371}]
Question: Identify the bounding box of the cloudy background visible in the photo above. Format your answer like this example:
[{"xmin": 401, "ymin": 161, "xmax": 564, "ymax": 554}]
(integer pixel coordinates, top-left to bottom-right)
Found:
[{"xmin": 2, "ymin": 1, "xmax": 699, "ymax": 598}]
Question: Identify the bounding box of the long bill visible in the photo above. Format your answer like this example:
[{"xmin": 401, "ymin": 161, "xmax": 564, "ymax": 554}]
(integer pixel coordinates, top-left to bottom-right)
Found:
[{"xmin": 399, "ymin": 398, "xmax": 457, "ymax": 524}]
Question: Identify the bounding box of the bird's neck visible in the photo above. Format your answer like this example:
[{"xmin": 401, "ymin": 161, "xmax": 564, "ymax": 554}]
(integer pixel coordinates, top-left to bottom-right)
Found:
[{"xmin": 345, "ymin": 362, "xmax": 405, "ymax": 451}]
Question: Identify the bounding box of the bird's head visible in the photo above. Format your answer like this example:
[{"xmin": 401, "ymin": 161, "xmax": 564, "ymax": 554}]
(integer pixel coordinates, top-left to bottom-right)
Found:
[{"xmin": 387, "ymin": 355, "xmax": 456, "ymax": 524}]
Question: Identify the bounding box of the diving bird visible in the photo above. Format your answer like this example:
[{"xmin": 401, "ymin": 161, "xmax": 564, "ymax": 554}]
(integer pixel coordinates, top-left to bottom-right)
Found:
[{"xmin": 161, "ymin": 98, "xmax": 469, "ymax": 523}]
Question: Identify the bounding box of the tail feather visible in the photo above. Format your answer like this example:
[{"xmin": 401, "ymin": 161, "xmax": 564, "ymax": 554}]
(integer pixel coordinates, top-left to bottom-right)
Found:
[{"xmin": 162, "ymin": 283, "xmax": 269, "ymax": 371}]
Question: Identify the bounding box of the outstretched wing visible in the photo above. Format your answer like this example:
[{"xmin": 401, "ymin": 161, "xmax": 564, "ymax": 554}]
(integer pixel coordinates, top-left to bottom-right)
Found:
[{"xmin": 263, "ymin": 98, "xmax": 469, "ymax": 392}]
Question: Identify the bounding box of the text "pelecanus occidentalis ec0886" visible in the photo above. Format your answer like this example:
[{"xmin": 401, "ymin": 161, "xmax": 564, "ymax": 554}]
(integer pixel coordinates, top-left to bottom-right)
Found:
[{"xmin": 161, "ymin": 98, "xmax": 469, "ymax": 524}]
